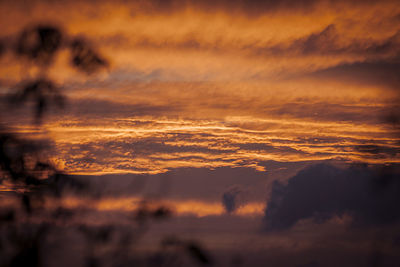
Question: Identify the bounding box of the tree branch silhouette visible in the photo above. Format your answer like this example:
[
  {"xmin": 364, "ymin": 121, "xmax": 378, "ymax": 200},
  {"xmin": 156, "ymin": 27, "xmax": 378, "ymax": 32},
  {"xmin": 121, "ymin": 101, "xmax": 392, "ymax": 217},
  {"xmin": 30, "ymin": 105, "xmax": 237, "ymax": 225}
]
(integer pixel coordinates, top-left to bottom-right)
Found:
[{"xmin": 0, "ymin": 24, "xmax": 211, "ymax": 267}]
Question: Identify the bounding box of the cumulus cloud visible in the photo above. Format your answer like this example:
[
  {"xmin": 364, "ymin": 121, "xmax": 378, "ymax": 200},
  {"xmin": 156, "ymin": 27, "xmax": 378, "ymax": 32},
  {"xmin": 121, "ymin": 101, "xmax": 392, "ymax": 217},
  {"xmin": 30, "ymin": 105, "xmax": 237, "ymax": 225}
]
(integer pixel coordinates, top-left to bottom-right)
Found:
[{"xmin": 264, "ymin": 164, "xmax": 400, "ymax": 231}]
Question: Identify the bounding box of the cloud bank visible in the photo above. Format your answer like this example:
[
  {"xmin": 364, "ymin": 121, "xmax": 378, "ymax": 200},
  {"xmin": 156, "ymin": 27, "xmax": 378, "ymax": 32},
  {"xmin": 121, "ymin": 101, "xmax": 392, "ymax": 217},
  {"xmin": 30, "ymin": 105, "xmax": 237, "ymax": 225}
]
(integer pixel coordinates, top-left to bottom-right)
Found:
[{"xmin": 264, "ymin": 164, "xmax": 400, "ymax": 231}]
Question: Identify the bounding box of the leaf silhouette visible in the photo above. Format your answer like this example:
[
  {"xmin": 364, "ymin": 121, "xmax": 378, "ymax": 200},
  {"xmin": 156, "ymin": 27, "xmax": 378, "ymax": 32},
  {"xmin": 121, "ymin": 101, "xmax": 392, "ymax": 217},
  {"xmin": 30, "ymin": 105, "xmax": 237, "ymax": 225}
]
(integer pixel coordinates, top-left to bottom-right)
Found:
[
  {"xmin": 185, "ymin": 242, "xmax": 213, "ymax": 265},
  {"xmin": 16, "ymin": 25, "xmax": 62, "ymax": 65},
  {"xmin": 10, "ymin": 79, "xmax": 65, "ymax": 124},
  {"xmin": 70, "ymin": 39, "xmax": 108, "ymax": 73}
]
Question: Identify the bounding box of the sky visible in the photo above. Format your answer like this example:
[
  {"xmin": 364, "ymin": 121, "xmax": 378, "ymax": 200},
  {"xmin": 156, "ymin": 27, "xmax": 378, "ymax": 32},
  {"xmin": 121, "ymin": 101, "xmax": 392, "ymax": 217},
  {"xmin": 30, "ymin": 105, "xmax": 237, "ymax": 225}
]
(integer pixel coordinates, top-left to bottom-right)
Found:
[{"xmin": 1, "ymin": 0, "xmax": 400, "ymax": 266}]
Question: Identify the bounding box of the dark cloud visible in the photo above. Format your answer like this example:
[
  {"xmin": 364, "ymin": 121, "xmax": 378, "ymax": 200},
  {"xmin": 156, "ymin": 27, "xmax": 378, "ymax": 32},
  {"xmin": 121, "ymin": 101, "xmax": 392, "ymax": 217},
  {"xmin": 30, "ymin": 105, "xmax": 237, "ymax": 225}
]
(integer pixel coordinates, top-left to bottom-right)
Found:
[
  {"xmin": 96, "ymin": 24, "xmax": 400, "ymax": 62},
  {"xmin": 310, "ymin": 59, "xmax": 400, "ymax": 90},
  {"xmin": 4, "ymin": 0, "xmax": 398, "ymax": 20},
  {"xmin": 174, "ymin": 0, "xmax": 320, "ymax": 14},
  {"xmin": 62, "ymin": 98, "xmax": 180, "ymax": 118},
  {"xmin": 253, "ymin": 25, "xmax": 400, "ymax": 60},
  {"xmin": 365, "ymin": 30, "xmax": 400, "ymax": 55},
  {"xmin": 353, "ymin": 144, "xmax": 399, "ymax": 159},
  {"xmin": 264, "ymin": 164, "xmax": 400, "ymax": 231},
  {"xmin": 301, "ymin": 26, "xmax": 400, "ymax": 57},
  {"xmin": 266, "ymin": 102, "xmax": 385, "ymax": 124},
  {"xmin": 0, "ymin": 0, "xmax": 325, "ymax": 16},
  {"xmin": 77, "ymin": 166, "xmax": 274, "ymax": 202},
  {"xmin": 117, "ymin": 0, "xmax": 398, "ymax": 15},
  {"xmin": 294, "ymin": 24, "xmax": 338, "ymax": 55},
  {"xmin": 0, "ymin": 95, "xmax": 172, "ymax": 124}
]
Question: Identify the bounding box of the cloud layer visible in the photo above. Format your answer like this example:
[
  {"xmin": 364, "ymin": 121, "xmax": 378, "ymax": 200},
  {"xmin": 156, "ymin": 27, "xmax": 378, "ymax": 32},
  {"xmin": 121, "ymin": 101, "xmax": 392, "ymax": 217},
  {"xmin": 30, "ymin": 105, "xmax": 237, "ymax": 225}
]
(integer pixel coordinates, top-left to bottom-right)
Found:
[{"xmin": 264, "ymin": 164, "xmax": 400, "ymax": 230}]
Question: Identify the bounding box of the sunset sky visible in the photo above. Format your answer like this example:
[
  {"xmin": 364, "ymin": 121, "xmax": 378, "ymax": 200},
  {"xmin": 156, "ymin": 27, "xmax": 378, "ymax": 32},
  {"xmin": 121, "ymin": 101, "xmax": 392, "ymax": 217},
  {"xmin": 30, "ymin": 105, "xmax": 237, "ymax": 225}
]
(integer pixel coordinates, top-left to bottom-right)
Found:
[{"xmin": 1, "ymin": 0, "xmax": 400, "ymax": 266}]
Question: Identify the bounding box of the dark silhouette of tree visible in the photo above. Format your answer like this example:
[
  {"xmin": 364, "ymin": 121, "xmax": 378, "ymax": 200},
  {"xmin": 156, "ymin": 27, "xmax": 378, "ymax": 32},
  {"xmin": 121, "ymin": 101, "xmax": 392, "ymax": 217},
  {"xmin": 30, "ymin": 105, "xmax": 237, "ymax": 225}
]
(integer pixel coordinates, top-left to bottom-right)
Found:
[
  {"xmin": 16, "ymin": 26, "xmax": 62, "ymax": 65},
  {"xmin": 0, "ymin": 24, "xmax": 212, "ymax": 267}
]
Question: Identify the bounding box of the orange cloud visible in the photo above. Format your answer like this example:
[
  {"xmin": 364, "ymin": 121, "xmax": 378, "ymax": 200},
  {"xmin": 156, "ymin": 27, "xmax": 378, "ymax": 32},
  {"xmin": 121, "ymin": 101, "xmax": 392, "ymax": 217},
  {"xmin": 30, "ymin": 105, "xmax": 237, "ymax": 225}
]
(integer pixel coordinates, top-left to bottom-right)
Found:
[
  {"xmin": 57, "ymin": 196, "xmax": 264, "ymax": 217},
  {"xmin": 1, "ymin": 0, "xmax": 399, "ymax": 175}
]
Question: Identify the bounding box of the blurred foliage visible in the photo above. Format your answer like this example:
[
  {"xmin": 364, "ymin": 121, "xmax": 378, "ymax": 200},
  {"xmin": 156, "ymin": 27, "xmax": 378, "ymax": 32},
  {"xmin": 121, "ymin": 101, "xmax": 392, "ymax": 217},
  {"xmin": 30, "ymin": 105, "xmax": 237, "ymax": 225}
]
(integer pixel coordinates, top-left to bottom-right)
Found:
[
  {"xmin": 16, "ymin": 26, "xmax": 62, "ymax": 65},
  {"xmin": 0, "ymin": 24, "xmax": 210, "ymax": 267}
]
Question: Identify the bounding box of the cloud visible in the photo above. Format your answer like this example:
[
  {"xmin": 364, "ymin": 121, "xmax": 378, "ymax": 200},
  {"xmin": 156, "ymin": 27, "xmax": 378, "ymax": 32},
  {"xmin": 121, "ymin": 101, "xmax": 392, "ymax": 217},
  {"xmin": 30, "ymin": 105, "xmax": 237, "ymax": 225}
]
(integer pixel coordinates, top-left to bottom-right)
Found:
[
  {"xmin": 0, "ymin": 0, "xmax": 376, "ymax": 16},
  {"xmin": 253, "ymin": 25, "xmax": 400, "ymax": 60},
  {"xmin": 264, "ymin": 163, "xmax": 400, "ymax": 231},
  {"xmin": 295, "ymin": 24, "xmax": 337, "ymax": 55},
  {"xmin": 1, "ymin": 2, "xmax": 399, "ymax": 83},
  {"xmin": 310, "ymin": 59, "xmax": 400, "ymax": 90},
  {"xmin": 75, "ymin": 166, "xmax": 271, "ymax": 202}
]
